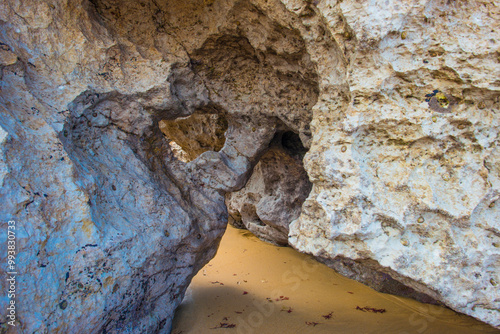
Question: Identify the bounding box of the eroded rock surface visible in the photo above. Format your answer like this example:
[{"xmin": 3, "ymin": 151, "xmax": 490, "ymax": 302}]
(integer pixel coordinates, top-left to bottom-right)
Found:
[
  {"xmin": 159, "ymin": 110, "xmax": 228, "ymax": 162},
  {"xmin": 0, "ymin": 0, "xmax": 320, "ymax": 332},
  {"xmin": 0, "ymin": 0, "xmax": 499, "ymax": 332},
  {"xmin": 226, "ymin": 131, "xmax": 312, "ymax": 245}
]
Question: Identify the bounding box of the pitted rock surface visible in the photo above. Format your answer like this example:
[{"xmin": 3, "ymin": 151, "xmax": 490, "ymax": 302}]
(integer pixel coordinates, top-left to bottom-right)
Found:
[{"xmin": 0, "ymin": 0, "xmax": 499, "ymax": 331}]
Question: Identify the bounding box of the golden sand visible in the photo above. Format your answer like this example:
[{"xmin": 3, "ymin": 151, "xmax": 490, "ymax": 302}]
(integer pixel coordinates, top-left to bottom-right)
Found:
[{"xmin": 172, "ymin": 225, "xmax": 499, "ymax": 334}]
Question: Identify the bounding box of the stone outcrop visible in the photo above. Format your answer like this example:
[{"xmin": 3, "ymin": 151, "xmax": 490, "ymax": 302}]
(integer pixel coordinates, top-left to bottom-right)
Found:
[
  {"xmin": 288, "ymin": 0, "xmax": 500, "ymax": 329},
  {"xmin": 0, "ymin": 0, "xmax": 499, "ymax": 332},
  {"xmin": 0, "ymin": 0, "xmax": 319, "ymax": 332},
  {"xmin": 226, "ymin": 131, "xmax": 312, "ymax": 245}
]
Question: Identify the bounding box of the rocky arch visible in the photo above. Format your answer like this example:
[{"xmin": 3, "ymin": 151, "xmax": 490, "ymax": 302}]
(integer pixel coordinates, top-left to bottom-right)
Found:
[
  {"xmin": 1, "ymin": 0, "xmax": 326, "ymax": 332},
  {"xmin": 2, "ymin": 0, "xmax": 498, "ymax": 332}
]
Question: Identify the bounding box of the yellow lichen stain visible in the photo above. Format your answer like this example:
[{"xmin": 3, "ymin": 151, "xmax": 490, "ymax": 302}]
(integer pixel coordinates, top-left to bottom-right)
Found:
[
  {"xmin": 103, "ymin": 276, "xmax": 114, "ymax": 289},
  {"xmin": 441, "ymin": 172, "xmax": 451, "ymax": 181},
  {"xmin": 81, "ymin": 219, "xmax": 95, "ymax": 239},
  {"xmin": 435, "ymin": 92, "xmax": 450, "ymax": 108},
  {"xmin": 428, "ymin": 92, "xmax": 456, "ymax": 113}
]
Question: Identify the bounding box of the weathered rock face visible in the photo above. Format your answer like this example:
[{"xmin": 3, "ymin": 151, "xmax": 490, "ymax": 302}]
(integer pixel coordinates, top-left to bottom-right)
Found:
[
  {"xmin": 226, "ymin": 131, "xmax": 312, "ymax": 245},
  {"xmin": 159, "ymin": 111, "xmax": 228, "ymax": 162},
  {"xmin": 0, "ymin": 0, "xmax": 320, "ymax": 332},
  {"xmin": 287, "ymin": 0, "xmax": 500, "ymax": 329},
  {"xmin": 0, "ymin": 0, "xmax": 499, "ymax": 332}
]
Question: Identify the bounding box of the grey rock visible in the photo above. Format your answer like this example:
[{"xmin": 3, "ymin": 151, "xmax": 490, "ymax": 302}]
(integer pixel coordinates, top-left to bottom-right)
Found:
[
  {"xmin": 0, "ymin": 0, "xmax": 319, "ymax": 332},
  {"xmin": 0, "ymin": 0, "xmax": 499, "ymax": 331}
]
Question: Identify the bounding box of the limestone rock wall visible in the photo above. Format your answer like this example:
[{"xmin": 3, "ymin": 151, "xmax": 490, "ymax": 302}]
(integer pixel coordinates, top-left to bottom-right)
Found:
[
  {"xmin": 287, "ymin": 0, "xmax": 500, "ymax": 329},
  {"xmin": 0, "ymin": 0, "xmax": 321, "ymax": 332},
  {"xmin": 0, "ymin": 0, "xmax": 499, "ymax": 332}
]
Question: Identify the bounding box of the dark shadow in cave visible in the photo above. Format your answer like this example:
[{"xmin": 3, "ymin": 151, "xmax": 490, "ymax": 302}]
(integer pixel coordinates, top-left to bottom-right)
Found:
[{"xmin": 280, "ymin": 130, "xmax": 309, "ymax": 161}]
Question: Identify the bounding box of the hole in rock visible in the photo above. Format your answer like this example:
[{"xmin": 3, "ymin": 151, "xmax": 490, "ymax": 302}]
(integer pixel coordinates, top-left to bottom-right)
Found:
[
  {"xmin": 159, "ymin": 105, "xmax": 228, "ymax": 162},
  {"xmin": 280, "ymin": 130, "xmax": 308, "ymax": 160}
]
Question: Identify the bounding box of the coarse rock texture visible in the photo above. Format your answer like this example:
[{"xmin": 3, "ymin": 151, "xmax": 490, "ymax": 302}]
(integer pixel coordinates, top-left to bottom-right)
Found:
[
  {"xmin": 0, "ymin": 0, "xmax": 499, "ymax": 333},
  {"xmin": 159, "ymin": 110, "xmax": 228, "ymax": 162},
  {"xmin": 286, "ymin": 0, "xmax": 500, "ymax": 329},
  {"xmin": 226, "ymin": 131, "xmax": 312, "ymax": 246},
  {"xmin": 0, "ymin": 0, "xmax": 320, "ymax": 333}
]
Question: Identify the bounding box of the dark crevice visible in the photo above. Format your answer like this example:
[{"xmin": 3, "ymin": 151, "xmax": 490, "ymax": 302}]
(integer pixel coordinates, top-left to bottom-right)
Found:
[{"xmin": 281, "ymin": 130, "xmax": 308, "ymax": 160}]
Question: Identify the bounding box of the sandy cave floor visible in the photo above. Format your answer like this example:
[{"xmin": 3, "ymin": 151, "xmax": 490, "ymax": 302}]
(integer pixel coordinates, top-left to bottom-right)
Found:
[{"xmin": 171, "ymin": 225, "xmax": 499, "ymax": 334}]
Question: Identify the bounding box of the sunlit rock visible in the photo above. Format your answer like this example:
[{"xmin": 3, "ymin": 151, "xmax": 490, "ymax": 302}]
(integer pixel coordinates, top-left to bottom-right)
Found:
[{"xmin": 0, "ymin": 0, "xmax": 498, "ymax": 332}]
